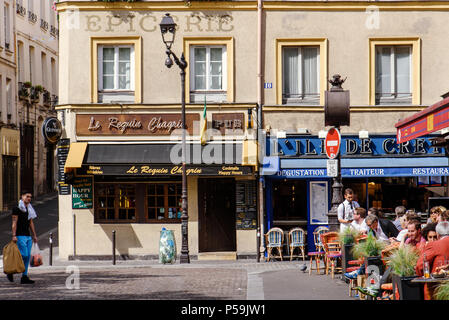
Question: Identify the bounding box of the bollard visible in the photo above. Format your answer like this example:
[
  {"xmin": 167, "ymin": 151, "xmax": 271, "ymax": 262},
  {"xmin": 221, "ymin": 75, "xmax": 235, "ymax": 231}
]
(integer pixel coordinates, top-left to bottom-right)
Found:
[
  {"xmin": 49, "ymin": 232, "xmax": 53, "ymax": 266},
  {"xmin": 112, "ymin": 230, "xmax": 116, "ymax": 265}
]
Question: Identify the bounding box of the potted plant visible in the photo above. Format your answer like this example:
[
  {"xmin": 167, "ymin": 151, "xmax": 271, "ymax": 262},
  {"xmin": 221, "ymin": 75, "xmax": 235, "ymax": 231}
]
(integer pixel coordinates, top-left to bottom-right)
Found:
[
  {"xmin": 386, "ymin": 245, "xmax": 422, "ymax": 300},
  {"xmin": 434, "ymin": 282, "xmax": 449, "ymax": 300},
  {"xmin": 351, "ymin": 233, "xmax": 387, "ymax": 275},
  {"xmin": 338, "ymin": 227, "xmax": 360, "ymax": 274},
  {"xmin": 24, "ymin": 81, "xmax": 32, "ymax": 88}
]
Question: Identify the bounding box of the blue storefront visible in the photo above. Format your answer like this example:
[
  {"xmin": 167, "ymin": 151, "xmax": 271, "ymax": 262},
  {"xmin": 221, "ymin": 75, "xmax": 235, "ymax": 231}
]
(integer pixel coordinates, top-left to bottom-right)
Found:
[{"xmin": 262, "ymin": 134, "xmax": 448, "ymax": 252}]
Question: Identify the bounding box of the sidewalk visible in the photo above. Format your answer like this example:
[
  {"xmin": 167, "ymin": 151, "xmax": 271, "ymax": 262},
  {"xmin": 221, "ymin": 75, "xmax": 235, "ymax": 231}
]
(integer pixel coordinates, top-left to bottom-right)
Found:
[{"xmin": 0, "ymin": 245, "xmax": 354, "ymax": 300}]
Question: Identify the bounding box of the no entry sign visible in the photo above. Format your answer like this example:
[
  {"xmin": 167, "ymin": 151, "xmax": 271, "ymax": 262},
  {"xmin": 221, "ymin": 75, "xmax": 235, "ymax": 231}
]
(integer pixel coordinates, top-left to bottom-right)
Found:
[{"xmin": 325, "ymin": 128, "xmax": 341, "ymax": 159}]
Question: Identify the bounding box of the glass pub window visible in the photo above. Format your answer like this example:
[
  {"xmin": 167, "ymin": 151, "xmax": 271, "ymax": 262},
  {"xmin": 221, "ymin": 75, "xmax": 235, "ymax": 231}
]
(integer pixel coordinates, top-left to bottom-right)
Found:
[
  {"xmin": 96, "ymin": 184, "xmax": 136, "ymax": 221},
  {"xmin": 147, "ymin": 183, "xmax": 182, "ymax": 221}
]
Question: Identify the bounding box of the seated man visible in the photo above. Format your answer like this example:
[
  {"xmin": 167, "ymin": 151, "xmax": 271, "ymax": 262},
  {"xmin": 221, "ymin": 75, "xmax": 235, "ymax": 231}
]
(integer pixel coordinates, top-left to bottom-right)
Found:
[
  {"xmin": 365, "ymin": 214, "xmax": 399, "ymax": 241},
  {"xmin": 351, "ymin": 207, "xmax": 368, "ymax": 234},
  {"xmin": 344, "ymin": 214, "xmax": 399, "ymax": 280},
  {"xmin": 404, "ymin": 219, "xmax": 426, "ymax": 249},
  {"xmin": 393, "ymin": 206, "xmax": 406, "ymax": 231}
]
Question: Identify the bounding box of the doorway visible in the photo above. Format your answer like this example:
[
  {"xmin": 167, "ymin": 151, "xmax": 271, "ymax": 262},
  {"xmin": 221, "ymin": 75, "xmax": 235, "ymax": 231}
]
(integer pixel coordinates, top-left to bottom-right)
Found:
[
  {"xmin": 20, "ymin": 124, "xmax": 34, "ymax": 193},
  {"xmin": 198, "ymin": 178, "xmax": 236, "ymax": 252}
]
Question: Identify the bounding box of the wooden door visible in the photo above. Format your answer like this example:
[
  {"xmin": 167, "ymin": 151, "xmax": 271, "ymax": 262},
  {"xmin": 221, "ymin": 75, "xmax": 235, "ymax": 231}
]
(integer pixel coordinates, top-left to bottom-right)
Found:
[{"xmin": 198, "ymin": 178, "xmax": 236, "ymax": 252}]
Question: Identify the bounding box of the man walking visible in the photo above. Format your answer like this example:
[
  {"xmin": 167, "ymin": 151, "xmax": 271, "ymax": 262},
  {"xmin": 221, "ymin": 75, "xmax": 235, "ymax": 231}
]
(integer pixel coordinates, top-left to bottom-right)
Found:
[
  {"xmin": 8, "ymin": 191, "xmax": 38, "ymax": 284},
  {"xmin": 337, "ymin": 188, "xmax": 360, "ymax": 232}
]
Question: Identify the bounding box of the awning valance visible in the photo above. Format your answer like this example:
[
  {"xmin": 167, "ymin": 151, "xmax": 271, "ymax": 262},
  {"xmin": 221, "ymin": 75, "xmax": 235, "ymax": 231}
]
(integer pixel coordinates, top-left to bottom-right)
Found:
[
  {"xmin": 395, "ymin": 96, "xmax": 449, "ymax": 144},
  {"xmin": 64, "ymin": 142, "xmax": 88, "ymax": 173}
]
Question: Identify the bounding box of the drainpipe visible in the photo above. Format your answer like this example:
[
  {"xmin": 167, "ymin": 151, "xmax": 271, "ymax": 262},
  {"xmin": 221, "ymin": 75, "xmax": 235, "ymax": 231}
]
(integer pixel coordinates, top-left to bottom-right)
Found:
[{"xmin": 256, "ymin": 0, "xmax": 264, "ymax": 262}]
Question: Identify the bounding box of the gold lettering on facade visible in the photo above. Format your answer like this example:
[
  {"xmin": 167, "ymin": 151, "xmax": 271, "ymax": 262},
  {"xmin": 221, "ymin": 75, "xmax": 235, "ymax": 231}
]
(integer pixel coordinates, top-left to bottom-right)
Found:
[
  {"xmin": 108, "ymin": 117, "xmax": 142, "ymax": 133},
  {"xmin": 140, "ymin": 166, "xmax": 169, "ymax": 175},
  {"xmin": 106, "ymin": 15, "xmax": 122, "ymax": 32},
  {"xmin": 88, "ymin": 117, "xmax": 101, "ymax": 131},
  {"xmin": 139, "ymin": 15, "xmax": 157, "ymax": 32},
  {"xmin": 148, "ymin": 117, "xmax": 183, "ymax": 133},
  {"xmin": 126, "ymin": 166, "xmax": 138, "ymax": 174}
]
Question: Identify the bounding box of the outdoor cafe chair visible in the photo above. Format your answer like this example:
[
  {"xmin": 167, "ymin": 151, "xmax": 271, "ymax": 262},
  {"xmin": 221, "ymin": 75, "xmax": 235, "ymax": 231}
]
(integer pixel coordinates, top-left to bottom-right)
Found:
[
  {"xmin": 321, "ymin": 231, "xmax": 342, "ymax": 279},
  {"xmin": 265, "ymin": 227, "xmax": 284, "ymax": 262},
  {"xmin": 288, "ymin": 228, "xmax": 306, "ymax": 261},
  {"xmin": 308, "ymin": 226, "xmax": 328, "ymax": 275}
]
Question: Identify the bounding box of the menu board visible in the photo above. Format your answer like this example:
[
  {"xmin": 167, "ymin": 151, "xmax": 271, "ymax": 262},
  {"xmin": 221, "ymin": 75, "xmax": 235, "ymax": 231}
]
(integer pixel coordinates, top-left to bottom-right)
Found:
[
  {"xmin": 72, "ymin": 176, "xmax": 93, "ymax": 209},
  {"xmin": 57, "ymin": 138, "xmax": 70, "ymax": 195},
  {"xmin": 236, "ymin": 181, "xmax": 257, "ymax": 230}
]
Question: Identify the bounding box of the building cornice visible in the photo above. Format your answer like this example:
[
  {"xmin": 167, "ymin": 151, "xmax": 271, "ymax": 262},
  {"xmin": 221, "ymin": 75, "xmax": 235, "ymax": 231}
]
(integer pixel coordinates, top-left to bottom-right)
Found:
[{"xmin": 56, "ymin": 1, "xmax": 449, "ymax": 12}]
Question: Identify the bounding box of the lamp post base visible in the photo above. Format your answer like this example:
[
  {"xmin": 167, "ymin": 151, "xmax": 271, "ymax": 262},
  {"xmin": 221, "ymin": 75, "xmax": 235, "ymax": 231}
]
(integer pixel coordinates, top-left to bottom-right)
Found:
[{"xmin": 180, "ymin": 254, "xmax": 190, "ymax": 264}]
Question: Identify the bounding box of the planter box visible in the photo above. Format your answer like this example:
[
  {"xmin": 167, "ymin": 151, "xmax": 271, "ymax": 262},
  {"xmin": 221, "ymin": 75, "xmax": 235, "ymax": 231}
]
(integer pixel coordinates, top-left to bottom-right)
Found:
[
  {"xmin": 366, "ymin": 255, "xmax": 384, "ymax": 276},
  {"xmin": 392, "ymin": 274, "xmax": 423, "ymax": 300},
  {"xmin": 341, "ymin": 243, "xmax": 354, "ymax": 273}
]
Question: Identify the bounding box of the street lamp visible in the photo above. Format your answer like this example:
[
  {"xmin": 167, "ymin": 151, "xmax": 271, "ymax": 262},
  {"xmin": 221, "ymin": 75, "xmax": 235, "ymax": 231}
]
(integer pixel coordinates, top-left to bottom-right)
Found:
[
  {"xmin": 160, "ymin": 13, "xmax": 190, "ymax": 264},
  {"xmin": 324, "ymin": 74, "xmax": 350, "ymax": 232}
]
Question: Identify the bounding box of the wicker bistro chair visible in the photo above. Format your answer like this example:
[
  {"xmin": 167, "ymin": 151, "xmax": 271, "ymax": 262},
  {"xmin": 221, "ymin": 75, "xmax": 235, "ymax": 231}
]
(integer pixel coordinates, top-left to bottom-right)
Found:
[
  {"xmin": 288, "ymin": 228, "xmax": 306, "ymax": 261},
  {"xmin": 308, "ymin": 226, "xmax": 329, "ymax": 275},
  {"xmin": 321, "ymin": 232, "xmax": 342, "ymax": 279},
  {"xmin": 265, "ymin": 227, "xmax": 284, "ymax": 262}
]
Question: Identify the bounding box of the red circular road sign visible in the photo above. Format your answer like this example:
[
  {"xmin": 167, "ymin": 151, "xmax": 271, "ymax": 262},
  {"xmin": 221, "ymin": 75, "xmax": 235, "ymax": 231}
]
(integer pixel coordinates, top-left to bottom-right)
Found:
[{"xmin": 325, "ymin": 128, "xmax": 341, "ymax": 159}]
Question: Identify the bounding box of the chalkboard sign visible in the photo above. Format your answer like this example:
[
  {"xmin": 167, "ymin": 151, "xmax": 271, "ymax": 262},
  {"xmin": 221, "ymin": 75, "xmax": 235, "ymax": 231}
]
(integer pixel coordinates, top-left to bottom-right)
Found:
[
  {"xmin": 72, "ymin": 176, "xmax": 93, "ymax": 209},
  {"xmin": 236, "ymin": 181, "xmax": 257, "ymax": 230},
  {"xmin": 57, "ymin": 138, "xmax": 70, "ymax": 195}
]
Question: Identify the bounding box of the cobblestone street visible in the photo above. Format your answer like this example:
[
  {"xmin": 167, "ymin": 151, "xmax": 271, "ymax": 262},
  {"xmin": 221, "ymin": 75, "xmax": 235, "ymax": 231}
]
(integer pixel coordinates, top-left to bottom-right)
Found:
[{"xmin": 0, "ymin": 259, "xmax": 352, "ymax": 300}]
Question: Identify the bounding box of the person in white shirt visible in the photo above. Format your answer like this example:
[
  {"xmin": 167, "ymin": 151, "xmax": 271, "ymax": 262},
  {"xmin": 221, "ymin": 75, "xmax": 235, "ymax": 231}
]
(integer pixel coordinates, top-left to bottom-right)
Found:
[
  {"xmin": 351, "ymin": 207, "xmax": 368, "ymax": 234},
  {"xmin": 337, "ymin": 188, "xmax": 360, "ymax": 233}
]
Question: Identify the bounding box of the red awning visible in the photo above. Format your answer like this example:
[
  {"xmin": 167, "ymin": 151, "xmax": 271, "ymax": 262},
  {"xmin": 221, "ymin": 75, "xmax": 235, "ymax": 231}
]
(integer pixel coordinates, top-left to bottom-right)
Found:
[{"xmin": 395, "ymin": 96, "xmax": 449, "ymax": 144}]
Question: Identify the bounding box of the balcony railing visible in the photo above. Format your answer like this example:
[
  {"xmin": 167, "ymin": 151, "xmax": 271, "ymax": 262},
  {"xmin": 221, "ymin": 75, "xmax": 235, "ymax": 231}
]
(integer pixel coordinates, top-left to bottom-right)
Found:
[
  {"xmin": 50, "ymin": 25, "xmax": 59, "ymax": 37},
  {"xmin": 16, "ymin": 3, "xmax": 26, "ymax": 16},
  {"xmin": 43, "ymin": 91, "xmax": 51, "ymax": 106},
  {"xmin": 40, "ymin": 19, "xmax": 49, "ymax": 31},
  {"xmin": 51, "ymin": 94, "xmax": 58, "ymax": 108},
  {"xmin": 28, "ymin": 11, "xmax": 37, "ymax": 23}
]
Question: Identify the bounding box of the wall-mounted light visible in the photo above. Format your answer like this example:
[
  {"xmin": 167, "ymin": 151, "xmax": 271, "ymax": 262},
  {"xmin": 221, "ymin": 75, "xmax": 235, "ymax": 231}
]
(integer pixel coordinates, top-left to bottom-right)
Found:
[
  {"xmin": 359, "ymin": 130, "xmax": 369, "ymax": 139},
  {"xmin": 297, "ymin": 128, "xmax": 310, "ymax": 134},
  {"xmin": 318, "ymin": 130, "xmax": 327, "ymax": 139},
  {"xmin": 276, "ymin": 131, "xmax": 286, "ymax": 139}
]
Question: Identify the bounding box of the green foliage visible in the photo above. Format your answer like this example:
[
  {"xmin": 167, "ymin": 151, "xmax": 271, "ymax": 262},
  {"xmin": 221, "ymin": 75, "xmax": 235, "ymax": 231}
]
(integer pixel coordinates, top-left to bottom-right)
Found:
[
  {"xmin": 338, "ymin": 227, "xmax": 360, "ymax": 245},
  {"xmin": 434, "ymin": 282, "xmax": 449, "ymax": 300},
  {"xmin": 351, "ymin": 233, "xmax": 386, "ymax": 259},
  {"xmin": 386, "ymin": 245, "xmax": 419, "ymax": 277}
]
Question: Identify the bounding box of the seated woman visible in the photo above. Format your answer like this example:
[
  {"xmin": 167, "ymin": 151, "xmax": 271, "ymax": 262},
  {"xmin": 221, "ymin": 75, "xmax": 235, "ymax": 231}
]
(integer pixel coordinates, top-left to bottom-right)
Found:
[{"xmin": 422, "ymin": 222, "xmax": 438, "ymax": 244}]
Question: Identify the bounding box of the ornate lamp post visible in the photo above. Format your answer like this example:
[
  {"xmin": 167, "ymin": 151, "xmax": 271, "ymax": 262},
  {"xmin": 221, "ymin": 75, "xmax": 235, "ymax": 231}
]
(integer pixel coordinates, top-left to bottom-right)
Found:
[
  {"xmin": 324, "ymin": 74, "xmax": 350, "ymax": 232},
  {"xmin": 160, "ymin": 13, "xmax": 190, "ymax": 263}
]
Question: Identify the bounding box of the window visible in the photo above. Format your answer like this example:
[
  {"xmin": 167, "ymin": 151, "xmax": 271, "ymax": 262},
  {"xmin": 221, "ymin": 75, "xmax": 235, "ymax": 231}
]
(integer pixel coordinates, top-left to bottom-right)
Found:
[
  {"xmin": 40, "ymin": 0, "xmax": 45, "ymax": 21},
  {"xmin": 369, "ymin": 38, "xmax": 420, "ymax": 105},
  {"xmin": 146, "ymin": 183, "xmax": 182, "ymax": 222},
  {"xmin": 28, "ymin": 0, "xmax": 33, "ymax": 12},
  {"xmin": 41, "ymin": 52, "xmax": 47, "ymax": 87},
  {"xmin": 282, "ymin": 46, "xmax": 319, "ymax": 104},
  {"xmin": 94, "ymin": 182, "xmax": 182, "ymax": 223},
  {"xmin": 6, "ymin": 78, "xmax": 11, "ymax": 121},
  {"xmin": 190, "ymin": 45, "xmax": 227, "ymax": 103},
  {"xmin": 375, "ymin": 46, "xmax": 412, "ymax": 104},
  {"xmin": 97, "ymin": 45, "xmax": 135, "ymax": 103},
  {"xmin": 276, "ymin": 39, "xmax": 328, "ymax": 106},
  {"xmin": 29, "ymin": 46, "xmax": 35, "ymax": 83},
  {"xmin": 4, "ymin": 3, "xmax": 10, "ymax": 49},
  {"xmin": 17, "ymin": 42, "xmax": 24, "ymax": 82},
  {"xmin": 51, "ymin": 57, "xmax": 56, "ymax": 93},
  {"xmin": 184, "ymin": 37, "xmax": 234, "ymax": 103},
  {"xmin": 92, "ymin": 37, "xmax": 141, "ymax": 103},
  {"xmin": 95, "ymin": 184, "xmax": 136, "ymax": 222}
]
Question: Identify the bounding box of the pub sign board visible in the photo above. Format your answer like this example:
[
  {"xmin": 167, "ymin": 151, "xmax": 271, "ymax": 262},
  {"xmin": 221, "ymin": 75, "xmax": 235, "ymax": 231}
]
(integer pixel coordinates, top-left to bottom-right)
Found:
[
  {"xmin": 72, "ymin": 176, "xmax": 93, "ymax": 209},
  {"xmin": 77, "ymin": 164, "xmax": 254, "ymax": 176},
  {"xmin": 42, "ymin": 117, "xmax": 63, "ymax": 144},
  {"xmin": 76, "ymin": 114, "xmax": 200, "ymax": 136}
]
